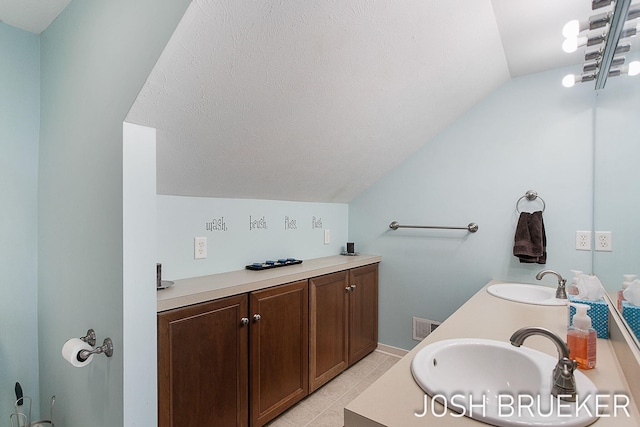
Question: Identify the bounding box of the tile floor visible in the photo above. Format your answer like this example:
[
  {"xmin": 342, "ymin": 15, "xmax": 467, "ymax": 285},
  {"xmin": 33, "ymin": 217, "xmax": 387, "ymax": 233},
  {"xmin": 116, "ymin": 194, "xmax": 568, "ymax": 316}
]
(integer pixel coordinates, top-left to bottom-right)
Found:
[{"xmin": 266, "ymin": 350, "xmax": 401, "ymax": 427}]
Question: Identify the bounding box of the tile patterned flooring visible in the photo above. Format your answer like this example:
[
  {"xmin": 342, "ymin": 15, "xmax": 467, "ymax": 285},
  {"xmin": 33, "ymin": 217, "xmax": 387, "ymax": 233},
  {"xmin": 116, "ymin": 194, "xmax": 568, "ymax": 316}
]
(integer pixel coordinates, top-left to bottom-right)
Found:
[{"xmin": 266, "ymin": 350, "xmax": 401, "ymax": 427}]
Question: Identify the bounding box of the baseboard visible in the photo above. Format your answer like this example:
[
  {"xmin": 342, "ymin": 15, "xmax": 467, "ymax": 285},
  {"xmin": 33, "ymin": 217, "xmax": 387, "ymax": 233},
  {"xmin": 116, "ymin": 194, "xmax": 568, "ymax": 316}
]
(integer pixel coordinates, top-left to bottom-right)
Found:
[{"xmin": 375, "ymin": 343, "xmax": 408, "ymax": 358}]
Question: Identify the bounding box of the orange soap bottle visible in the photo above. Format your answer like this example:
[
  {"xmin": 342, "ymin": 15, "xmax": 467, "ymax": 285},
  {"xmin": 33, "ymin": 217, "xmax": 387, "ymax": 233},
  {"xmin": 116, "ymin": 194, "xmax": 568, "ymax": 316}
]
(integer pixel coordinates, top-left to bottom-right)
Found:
[{"xmin": 567, "ymin": 303, "xmax": 596, "ymax": 370}]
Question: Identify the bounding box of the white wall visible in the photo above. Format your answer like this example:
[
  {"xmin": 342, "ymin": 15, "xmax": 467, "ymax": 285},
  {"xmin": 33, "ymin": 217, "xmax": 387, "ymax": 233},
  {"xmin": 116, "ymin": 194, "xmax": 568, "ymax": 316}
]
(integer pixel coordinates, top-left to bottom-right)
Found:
[
  {"xmin": 157, "ymin": 196, "xmax": 348, "ymax": 280},
  {"xmin": 349, "ymin": 66, "xmax": 596, "ymax": 350},
  {"xmin": 123, "ymin": 123, "xmax": 157, "ymax": 426},
  {"xmin": 0, "ymin": 22, "xmax": 41, "ymax": 422}
]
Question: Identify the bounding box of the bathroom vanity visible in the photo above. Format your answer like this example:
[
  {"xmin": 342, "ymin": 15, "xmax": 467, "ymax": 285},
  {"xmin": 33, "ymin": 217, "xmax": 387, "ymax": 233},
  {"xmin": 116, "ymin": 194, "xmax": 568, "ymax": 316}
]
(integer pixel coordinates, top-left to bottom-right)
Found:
[
  {"xmin": 345, "ymin": 280, "xmax": 640, "ymax": 426},
  {"xmin": 156, "ymin": 254, "xmax": 380, "ymax": 427}
]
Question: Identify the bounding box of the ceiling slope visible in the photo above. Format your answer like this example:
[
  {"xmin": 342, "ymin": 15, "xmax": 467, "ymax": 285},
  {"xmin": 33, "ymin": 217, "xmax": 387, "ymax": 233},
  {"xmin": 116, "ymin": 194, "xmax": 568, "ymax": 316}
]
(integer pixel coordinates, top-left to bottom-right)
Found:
[
  {"xmin": 1, "ymin": 1, "xmax": 622, "ymax": 202},
  {"xmin": 0, "ymin": 0, "xmax": 72, "ymax": 34},
  {"xmin": 127, "ymin": 0, "xmax": 511, "ymax": 203},
  {"xmin": 492, "ymin": 0, "xmax": 594, "ymax": 77}
]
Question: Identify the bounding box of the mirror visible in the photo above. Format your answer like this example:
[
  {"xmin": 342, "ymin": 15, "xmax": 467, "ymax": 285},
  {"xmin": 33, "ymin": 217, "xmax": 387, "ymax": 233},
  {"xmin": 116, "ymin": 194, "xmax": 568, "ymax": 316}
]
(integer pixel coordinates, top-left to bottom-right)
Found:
[{"xmin": 592, "ymin": 50, "xmax": 640, "ymax": 346}]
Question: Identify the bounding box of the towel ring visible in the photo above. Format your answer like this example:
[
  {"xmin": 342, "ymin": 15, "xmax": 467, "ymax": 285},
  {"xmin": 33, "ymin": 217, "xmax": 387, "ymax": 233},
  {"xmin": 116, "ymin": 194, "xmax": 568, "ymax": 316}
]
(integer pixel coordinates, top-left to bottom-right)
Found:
[{"xmin": 516, "ymin": 190, "xmax": 545, "ymax": 213}]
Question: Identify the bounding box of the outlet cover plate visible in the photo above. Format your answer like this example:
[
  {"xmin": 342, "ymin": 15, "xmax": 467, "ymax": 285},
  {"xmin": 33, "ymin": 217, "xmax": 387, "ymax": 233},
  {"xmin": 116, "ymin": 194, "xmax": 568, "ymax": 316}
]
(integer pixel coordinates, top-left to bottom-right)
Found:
[
  {"xmin": 194, "ymin": 236, "xmax": 207, "ymax": 259},
  {"xmin": 595, "ymin": 231, "xmax": 612, "ymax": 252},
  {"xmin": 575, "ymin": 231, "xmax": 591, "ymax": 251}
]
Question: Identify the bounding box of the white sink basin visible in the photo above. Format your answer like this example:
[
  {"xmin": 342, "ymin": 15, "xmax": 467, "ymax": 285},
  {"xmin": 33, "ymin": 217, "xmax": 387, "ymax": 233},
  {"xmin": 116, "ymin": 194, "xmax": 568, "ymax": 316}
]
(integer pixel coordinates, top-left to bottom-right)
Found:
[
  {"xmin": 487, "ymin": 283, "xmax": 567, "ymax": 306},
  {"xmin": 411, "ymin": 338, "xmax": 598, "ymax": 427}
]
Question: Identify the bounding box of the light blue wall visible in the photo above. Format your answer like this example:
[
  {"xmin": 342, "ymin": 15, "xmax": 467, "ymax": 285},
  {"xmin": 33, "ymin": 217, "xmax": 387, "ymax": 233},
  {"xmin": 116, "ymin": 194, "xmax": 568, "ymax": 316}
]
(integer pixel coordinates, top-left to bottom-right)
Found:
[
  {"xmin": 7, "ymin": 0, "xmax": 634, "ymax": 421},
  {"xmin": 593, "ymin": 51, "xmax": 640, "ymax": 289},
  {"xmin": 349, "ymin": 66, "xmax": 596, "ymax": 350},
  {"xmin": 0, "ymin": 22, "xmax": 40, "ymax": 422},
  {"xmin": 157, "ymin": 195, "xmax": 348, "ymax": 280},
  {"xmin": 37, "ymin": 1, "xmax": 190, "ymax": 426}
]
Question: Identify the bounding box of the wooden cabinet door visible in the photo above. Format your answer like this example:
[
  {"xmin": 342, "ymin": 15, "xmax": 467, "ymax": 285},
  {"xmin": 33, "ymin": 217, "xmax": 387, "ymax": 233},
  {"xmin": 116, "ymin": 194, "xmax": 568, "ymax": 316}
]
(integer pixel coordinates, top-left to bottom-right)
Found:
[
  {"xmin": 158, "ymin": 294, "xmax": 249, "ymax": 427},
  {"xmin": 348, "ymin": 264, "xmax": 379, "ymax": 365},
  {"xmin": 250, "ymin": 280, "xmax": 309, "ymax": 427},
  {"xmin": 309, "ymin": 271, "xmax": 349, "ymax": 392}
]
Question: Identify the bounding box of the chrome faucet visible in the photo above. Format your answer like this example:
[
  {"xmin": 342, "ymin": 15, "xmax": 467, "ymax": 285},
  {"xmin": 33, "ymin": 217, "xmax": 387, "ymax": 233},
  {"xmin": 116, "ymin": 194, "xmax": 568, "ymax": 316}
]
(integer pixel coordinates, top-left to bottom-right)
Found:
[
  {"xmin": 510, "ymin": 327, "xmax": 577, "ymax": 402},
  {"xmin": 536, "ymin": 269, "xmax": 567, "ymax": 299}
]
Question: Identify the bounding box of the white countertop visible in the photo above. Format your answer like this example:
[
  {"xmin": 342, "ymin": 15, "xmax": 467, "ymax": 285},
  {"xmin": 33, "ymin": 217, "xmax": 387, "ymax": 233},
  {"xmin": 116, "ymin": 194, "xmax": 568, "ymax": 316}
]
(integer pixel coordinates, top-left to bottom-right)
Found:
[
  {"xmin": 157, "ymin": 254, "xmax": 381, "ymax": 312},
  {"xmin": 345, "ymin": 280, "xmax": 640, "ymax": 426}
]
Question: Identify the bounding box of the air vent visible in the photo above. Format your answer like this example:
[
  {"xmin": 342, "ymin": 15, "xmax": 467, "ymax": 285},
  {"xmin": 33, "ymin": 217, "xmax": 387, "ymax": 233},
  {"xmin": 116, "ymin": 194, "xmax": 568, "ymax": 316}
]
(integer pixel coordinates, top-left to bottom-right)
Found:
[{"xmin": 412, "ymin": 317, "xmax": 441, "ymax": 341}]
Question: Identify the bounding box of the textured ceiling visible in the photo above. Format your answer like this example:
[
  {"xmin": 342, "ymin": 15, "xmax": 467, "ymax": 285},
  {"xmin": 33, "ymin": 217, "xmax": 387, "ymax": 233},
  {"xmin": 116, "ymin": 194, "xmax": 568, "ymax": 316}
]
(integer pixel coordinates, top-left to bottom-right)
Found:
[
  {"xmin": 4, "ymin": 0, "xmax": 605, "ymax": 202},
  {"xmin": 127, "ymin": 0, "xmax": 515, "ymax": 202}
]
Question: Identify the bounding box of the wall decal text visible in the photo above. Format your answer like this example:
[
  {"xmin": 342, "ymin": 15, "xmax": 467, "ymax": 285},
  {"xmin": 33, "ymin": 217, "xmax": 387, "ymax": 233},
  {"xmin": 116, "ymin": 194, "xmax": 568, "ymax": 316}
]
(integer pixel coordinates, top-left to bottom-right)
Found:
[
  {"xmin": 312, "ymin": 216, "xmax": 323, "ymax": 229},
  {"xmin": 285, "ymin": 216, "xmax": 297, "ymax": 230},
  {"xmin": 249, "ymin": 215, "xmax": 268, "ymax": 230},
  {"xmin": 206, "ymin": 217, "xmax": 227, "ymax": 231}
]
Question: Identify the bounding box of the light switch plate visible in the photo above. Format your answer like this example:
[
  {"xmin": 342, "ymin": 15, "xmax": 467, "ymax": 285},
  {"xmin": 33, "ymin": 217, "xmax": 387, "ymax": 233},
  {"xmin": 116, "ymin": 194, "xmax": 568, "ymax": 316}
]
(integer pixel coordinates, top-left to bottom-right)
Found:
[{"xmin": 324, "ymin": 229, "xmax": 330, "ymax": 245}]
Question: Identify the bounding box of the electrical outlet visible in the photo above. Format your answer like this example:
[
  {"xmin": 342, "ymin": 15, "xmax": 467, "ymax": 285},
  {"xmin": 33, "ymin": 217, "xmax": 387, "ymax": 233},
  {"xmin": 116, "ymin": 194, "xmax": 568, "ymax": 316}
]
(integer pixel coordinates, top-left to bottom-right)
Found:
[
  {"xmin": 595, "ymin": 231, "xmax": 612, "ymax": 251},
  {"xmin": 575, "ymin": 231, "xmax": 591, "ymax": 250},
  {"xmin": 194, "ymin": 237, "xmax": 207, "ymax": 259},
  {"xmin": 324, "ymin": 229, "xmax": 330, "ymax": 245}
]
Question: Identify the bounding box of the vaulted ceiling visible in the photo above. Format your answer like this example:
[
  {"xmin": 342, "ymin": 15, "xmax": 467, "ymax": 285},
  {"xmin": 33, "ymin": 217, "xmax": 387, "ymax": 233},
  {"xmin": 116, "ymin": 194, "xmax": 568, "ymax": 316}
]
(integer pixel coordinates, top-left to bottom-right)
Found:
[{"xmin": 1, "ymin": 0, "xmax": 618, "ymax": 202}]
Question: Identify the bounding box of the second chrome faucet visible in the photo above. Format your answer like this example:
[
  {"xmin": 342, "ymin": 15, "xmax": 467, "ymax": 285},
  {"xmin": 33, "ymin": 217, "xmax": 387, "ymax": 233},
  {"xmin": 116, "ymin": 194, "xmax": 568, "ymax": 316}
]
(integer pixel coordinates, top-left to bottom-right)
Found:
[{"xmin": 536, "ymin": 269, "xmax": 568, "ymax": 299}]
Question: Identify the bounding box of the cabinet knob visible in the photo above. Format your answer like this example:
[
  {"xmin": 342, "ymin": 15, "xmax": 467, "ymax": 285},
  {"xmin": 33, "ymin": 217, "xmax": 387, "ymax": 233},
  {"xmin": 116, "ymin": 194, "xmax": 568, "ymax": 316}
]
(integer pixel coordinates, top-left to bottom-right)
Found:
[
  {"xmin": 253, "ymin": 314, "xmax": 261, "ymax": 322},
  {"xmin": 345, "ymin": 287, "xmax": 352, "ymax": 293},
  {"xmin": 240, "ymin": 317, "xmax": 249, "ymax": 326},
  {"xmin": 351, "ymin": 284, "xmax": 356, "ymax": 291}
]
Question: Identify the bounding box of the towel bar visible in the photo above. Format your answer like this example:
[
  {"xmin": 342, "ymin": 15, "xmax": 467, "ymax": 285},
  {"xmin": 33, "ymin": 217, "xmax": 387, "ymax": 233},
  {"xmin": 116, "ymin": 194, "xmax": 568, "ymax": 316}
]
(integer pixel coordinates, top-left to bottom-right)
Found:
[{"xmin": 389, "ymin": 221, "xmax": 478, "ymax": 233}]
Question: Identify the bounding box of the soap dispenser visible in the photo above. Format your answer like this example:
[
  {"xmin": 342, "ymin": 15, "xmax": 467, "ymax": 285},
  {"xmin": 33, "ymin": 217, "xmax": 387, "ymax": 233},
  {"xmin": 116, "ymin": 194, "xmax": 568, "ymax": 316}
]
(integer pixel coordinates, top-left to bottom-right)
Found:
[
  {"xmin": 567, "ymin": 303, "xmax": 597, "ymax": 370},
  {"xmin": 618, "ymin": 274, "xmax": 637, "ymax": 311}
]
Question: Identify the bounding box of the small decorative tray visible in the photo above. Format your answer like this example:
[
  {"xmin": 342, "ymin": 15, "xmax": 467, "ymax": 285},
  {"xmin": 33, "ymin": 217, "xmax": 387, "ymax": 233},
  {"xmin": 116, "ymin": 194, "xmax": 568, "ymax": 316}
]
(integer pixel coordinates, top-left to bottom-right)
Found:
[{"xmin": 246, "ymin": 258, "xmax": 303, "ymax": 270}]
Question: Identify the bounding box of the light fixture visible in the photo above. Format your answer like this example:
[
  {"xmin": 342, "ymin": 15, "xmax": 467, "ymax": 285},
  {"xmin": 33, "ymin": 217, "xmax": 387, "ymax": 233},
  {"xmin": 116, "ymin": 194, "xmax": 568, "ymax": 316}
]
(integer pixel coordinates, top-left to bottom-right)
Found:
[
  {"xmin": 584, "ymin": 43, "xmax": 630, "ymax": 61},
  {"xmin": 562, "ymin": 60, "xmax": 640, "ymax": 87},
  {"xmin": 562, "ymin": 12, "xmax": 611, "ymax": 38},
  {"xmin": 607, "ymin": 61, "xmax": 640, "ymax": 76},
  {"xmin": 620, "ymin": 22, "xmax": 640, "ymax": 38},
  {"xmin": 562, "ymin": 73, "xmax": 596, "ymax": 87},
  {"xmin": 629, "ymin": 60, "xmax": 640, "ymax": 75},
  {"xmin": 592, "ymin": 0, "xmax": 614, "ymax": 9},
  {"xmin": 561, "ymin": 7, "xmax": 640, "ymax": 38},
  {"xmin": 563, "ymin": 23, "xmax": 639, "ymax": 53},
  {"xmin": 582, "ymin": 56, "xmax": 625, "ymax": 72},
  {"xmin": 562, "ymin": 34, "xmax": 606, "ymax": 53},
  {"xmin": 562, "ymin": 0, "xmax": 640, "ymax": 89}
]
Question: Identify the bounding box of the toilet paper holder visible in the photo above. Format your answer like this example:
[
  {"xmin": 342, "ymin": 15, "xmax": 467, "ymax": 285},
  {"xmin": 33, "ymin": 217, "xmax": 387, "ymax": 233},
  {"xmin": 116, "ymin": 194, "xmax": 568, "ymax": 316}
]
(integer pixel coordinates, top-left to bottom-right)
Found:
[{"xmin": 79, "ymin": 328, "xmax": 114, "ymax": 360}]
